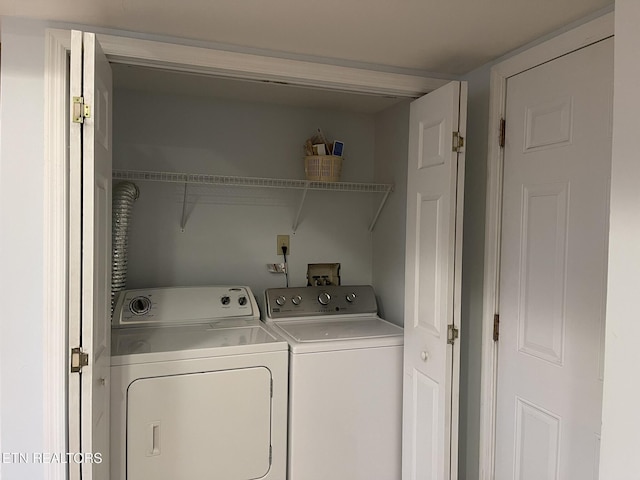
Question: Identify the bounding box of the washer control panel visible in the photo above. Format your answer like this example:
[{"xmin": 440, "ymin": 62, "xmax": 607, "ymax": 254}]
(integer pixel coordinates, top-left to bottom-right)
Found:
[
  {"xmin": 265, "ymin": 285, "xmax": 378, "ymax": 319},
  {"xmin": 113, "ymin": 286, "xmax": 258, "ymax": 327}
]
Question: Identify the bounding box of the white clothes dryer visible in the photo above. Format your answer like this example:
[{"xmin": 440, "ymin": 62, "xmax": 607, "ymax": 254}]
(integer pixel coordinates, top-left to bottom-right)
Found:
[
  {"xmin": 110, "ymin": 286, "xmax": 288, "ymax": 480},
  {"xmin": 264, "ymin": 285, "xmax": 403, "ymax": 480}
]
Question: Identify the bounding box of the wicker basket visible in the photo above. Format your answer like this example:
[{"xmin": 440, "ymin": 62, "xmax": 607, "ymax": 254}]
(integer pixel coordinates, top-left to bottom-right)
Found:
[{"xmin": 304, "ymin": 155, "xmax": 343, "ymax": 182}]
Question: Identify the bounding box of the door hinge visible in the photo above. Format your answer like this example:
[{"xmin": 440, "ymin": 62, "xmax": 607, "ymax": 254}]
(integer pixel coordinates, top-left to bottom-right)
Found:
[
  {"xmin": 72, "ymin": 96, "xmax": 91, "ymax": 124},
  {"xmin": 452, "ymin": 131, "xmax": 465, "ymax": 152},
  {"xmin": 70, "ymin": 347, "xmax": 89, "ymax": 373},
  {"xmin": 493, "ymin": 314, "xmax": 500, "ymax": 342},
  {"xmin": 499, "ymin": 118, "xmax": 506, "ymax": 148},
  {"xmin": 447, "ymin": 324, "xmax": 459, "ymax": 345},
  {"xmin": 269, "ymin": 445, "xmax": 273, "ymax": 465},
  {"xmin": 270, "ymin": 378, "xmax": 273, "ymax": 398}
]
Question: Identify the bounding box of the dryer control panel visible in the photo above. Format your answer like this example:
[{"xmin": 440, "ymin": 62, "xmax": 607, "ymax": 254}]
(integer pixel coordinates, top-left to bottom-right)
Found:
[
  {"xmin": 113, "ymin": 286, "xmax": 259, "ymax": 327},
  {"xmin": 265, "ymin": 285, "xmax": 378, "ymax": 319}
]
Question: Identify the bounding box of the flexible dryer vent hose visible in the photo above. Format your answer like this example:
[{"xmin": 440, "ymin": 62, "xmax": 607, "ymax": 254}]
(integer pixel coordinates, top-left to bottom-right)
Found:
[{"xmin": 111, "ymin": 181, "xmax": 139, "ymax": 314}]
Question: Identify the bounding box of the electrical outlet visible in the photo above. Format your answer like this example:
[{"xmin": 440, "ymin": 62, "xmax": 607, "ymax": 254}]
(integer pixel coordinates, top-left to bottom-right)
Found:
[{"xmin": 277, "ymin": 235, "xmax": 290, "ymax": 255}]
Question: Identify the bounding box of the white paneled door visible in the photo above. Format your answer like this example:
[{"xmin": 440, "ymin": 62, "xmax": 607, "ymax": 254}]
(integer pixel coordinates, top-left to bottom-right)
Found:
[
  {"xmin": 68, "ymin": 31, "xmax": 113, "ymax": 480},
  {"xmin": 495, "ymin": 38, "xmax": 613, "ymax": 480},
  {"xmin": 403, "ymin": 81, "xmax": 466, "ymax": 480}
]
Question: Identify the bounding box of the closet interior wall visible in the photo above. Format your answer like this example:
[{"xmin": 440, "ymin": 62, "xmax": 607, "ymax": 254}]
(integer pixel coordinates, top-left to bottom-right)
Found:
[{"xmin": 112, "ymin": 69, "xmax": 410, "ymax": 319}]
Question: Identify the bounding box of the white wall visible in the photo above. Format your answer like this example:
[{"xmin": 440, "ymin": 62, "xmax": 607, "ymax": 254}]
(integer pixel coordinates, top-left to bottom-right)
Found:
[
  {"xmin": 113, "ymin": 88, "xmax": 378, "ymax": 304},
  {"xmin": 0, "ymin": 17, "xmax": 47, "ymax": 479},
  {"xmin": 599, "ymin": 0, "xmax": 640, "ymax": 476},
  {"xmin": 372, "ymin": 101, "xmax": 410, "ymax": 326}
]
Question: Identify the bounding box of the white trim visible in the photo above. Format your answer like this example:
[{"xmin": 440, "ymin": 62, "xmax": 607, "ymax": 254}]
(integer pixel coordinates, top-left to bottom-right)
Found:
[
  {"xmin": 67, "ymin": 30, "xmax": 84, "ymax": 480},
  {"xmin": 43, "ymin": 28, "xmax": 71, "ymax": 480},
  {"xmin": 451, "ymin": 80, "xmax": 468, "ymax": 480},
  {"xmin": 47, "ymin": 29, "xmax": 447, "ymax": 98},
  {"xmin": 479, "ymin": 12, "xmax": 614, "ymax": 480}
]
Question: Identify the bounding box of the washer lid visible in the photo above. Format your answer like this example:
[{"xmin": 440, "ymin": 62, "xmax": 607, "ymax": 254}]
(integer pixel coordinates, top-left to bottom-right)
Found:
[{"xmin": 277, "ymin": 317, "xmax": 402, "ymax": 342}]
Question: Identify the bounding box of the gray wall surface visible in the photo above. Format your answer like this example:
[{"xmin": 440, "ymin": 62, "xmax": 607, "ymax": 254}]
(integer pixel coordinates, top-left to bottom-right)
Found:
[
  {"xmin": 113, "ymin": 88, "xmax": 379, "ymax": 305},
  {"xmin": 372, "ymin": 101, "xmax": 411, "ymax": 326},
  {"xmin": 458, "ymin": 64, "xmax": 491, "ymax": 480}
]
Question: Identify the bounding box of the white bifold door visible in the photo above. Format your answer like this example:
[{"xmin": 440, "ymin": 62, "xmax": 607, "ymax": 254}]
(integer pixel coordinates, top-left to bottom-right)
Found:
[
  {"xmin": 68, "ymin": 31, "xmax": 113, "ymax": 480},
  {"xmin": 494, "ymin": 38, "xmax": 613, "ymax": 480},
  {"xmin": 403, "ymin": 81, "xmax": 466, "ymax": 480}
]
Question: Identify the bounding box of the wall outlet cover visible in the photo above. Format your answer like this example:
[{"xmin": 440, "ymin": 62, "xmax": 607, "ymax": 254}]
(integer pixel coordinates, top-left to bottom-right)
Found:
[{"xmin": 277, "ymin": 235, "xmax": 290, "ymax": 255}]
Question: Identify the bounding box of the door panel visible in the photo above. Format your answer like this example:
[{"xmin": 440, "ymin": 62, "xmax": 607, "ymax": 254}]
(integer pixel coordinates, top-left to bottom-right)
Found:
[
  {"xmin": 68, "ymin": 30, "xmax": 113, "ymax": 480},
  {"xmin": 518, "ymin": 182, "xmax": 568, "ymax": 364},
  {"xmin": 417, "ymin": 195, "xmax": 441, "ymax": 332},
  {"xmin": 403, "ymin": 81, "xmax": 466, "ymax": 480},
  {"xmin": 495, "ymin": 38, "xmax": 613, "ymax": 480},
  {"xmin": 82, "ymin": 31, "xmax": 113, "ymax": 480},
  {"xmin": 513, "ymin": 398, "xmax": 560, "ymax": 480}
]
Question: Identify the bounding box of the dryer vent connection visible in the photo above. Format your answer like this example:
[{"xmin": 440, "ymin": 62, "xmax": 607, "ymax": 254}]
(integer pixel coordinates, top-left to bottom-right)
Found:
[{"xmin": 111, "ymin": 181, "xmax": 139, "ymax": 315}]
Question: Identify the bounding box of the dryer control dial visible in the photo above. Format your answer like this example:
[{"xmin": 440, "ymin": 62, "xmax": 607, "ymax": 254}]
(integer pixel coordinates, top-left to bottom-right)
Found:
[
  {"xmin": 129, "ymin": 296, "xmax": 151, "ymax": 316},
  {"xmin": 275, "ymin": 295, "xmax": 287, "ymax": 306},
  {"xmin": 238, "ymin": 296, "xmax": 247, "ymax": 306},
  {"xmin": 318, "ymin": 292, "xmax": 331, "ymax": 306},
  {"xmin": 291, "ymin": 295, "xmax": 303, "ymax": 306},
  {"xmin": 221, "ymin": 295, "xmax": 231, "ymax": 306},
  {"xmin": 346, "ymin": 292, "xmax": 357, "ymax": 303}
]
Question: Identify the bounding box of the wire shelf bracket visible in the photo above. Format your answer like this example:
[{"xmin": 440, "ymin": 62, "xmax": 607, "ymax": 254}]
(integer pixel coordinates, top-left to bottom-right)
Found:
[
  {"xmin": 180, "ymin": 183, "xmax": 189, "ymax": 232},
  {"xmin": 368, "ymin": 186, "xmax": 393, "ymax": 232},
  {"xmin": 292, "ymin": 183, "xmax": 309, "ymax": 233}
]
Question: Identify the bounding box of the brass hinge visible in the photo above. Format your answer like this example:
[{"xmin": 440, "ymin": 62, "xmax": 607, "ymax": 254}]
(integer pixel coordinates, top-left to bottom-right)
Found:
[
  {"xmin": 447, "ymin": 324, "xmax": 459, "ymax": 345},
  {"xmin": 493, "ymin": 314, "xmax": 500, "ymax": 342},
  {"xmin": 269, "ymin": 445, "xmax": 273, "ymax": 465},
  {"xmin": 452, "ymin": 132, "xmax": 465, "ymax": 152},
  {"xmin": 72, "ymin": 96, "xmax": 91, "ymax": 124},
  {"xmin": 70, "ymin": 347, "xmax": 89, "ymax": 373},
  {"xmin": 499, "ymin": 118, "xmax": 506, "ymax": 148}
]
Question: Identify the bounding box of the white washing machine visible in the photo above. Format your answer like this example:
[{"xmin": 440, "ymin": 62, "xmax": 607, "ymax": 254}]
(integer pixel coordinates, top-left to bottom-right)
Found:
[
  {"xmin": 110, "ymin": 286, "xmax": 288, "ymax": 480},
  {"xmin": 264, "ymin": 285, "xmax": 403, "ymax": 480}
]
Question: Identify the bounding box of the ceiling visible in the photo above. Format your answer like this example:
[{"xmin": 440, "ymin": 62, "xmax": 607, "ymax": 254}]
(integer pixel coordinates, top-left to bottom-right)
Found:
[{"xmin": 1, "ymin": 0, "xmax": 612, "ymax": 75}]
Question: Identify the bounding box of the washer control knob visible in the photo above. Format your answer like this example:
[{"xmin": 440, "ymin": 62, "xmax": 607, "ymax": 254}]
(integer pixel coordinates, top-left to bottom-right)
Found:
[
  {"xmin": 129, "ymin": 296, "xmax": 151, "ymax": 316},
  {"xmin": 292, "ymin": 295, "xmax": 303, "ymax": 306},
  {"xmin": 238, "ymin": 296, "xmax": 247, "ymax": 306},
  {"xmin": 275, "ymin": 295, "xmax": 287, "ymax": 306},
  {"xmin": 318, "ymin": 292, "xmax": 331, "ymax": 306},
  {"xmin": 346, "ymin": 292, "xmax": 357, "ymax": 303},
  {"xmin": 221, "ymin": 295, "xmax": 231, "ymax": 306}
]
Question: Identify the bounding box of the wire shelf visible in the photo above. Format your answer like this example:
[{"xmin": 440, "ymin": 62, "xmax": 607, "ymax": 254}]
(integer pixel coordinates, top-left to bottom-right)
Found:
[
  {"xmin": 112, "ymin": 169, "xmax": 394, "ymax": 232},
  {"xmin": 112, "ymin": 170, "xmax": 393, "ymax": 193}
]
